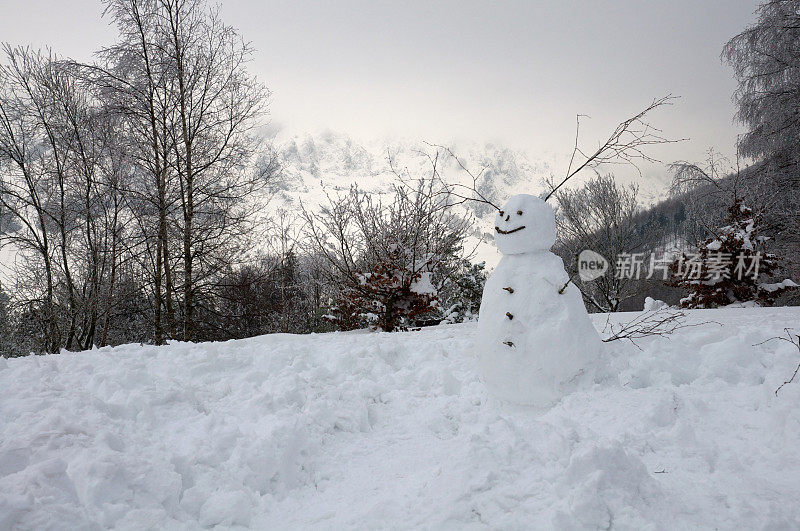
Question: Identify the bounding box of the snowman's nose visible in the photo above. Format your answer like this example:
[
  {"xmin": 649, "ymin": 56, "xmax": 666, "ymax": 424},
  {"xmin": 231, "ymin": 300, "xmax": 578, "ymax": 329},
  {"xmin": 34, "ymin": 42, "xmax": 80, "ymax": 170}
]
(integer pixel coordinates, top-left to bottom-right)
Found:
[{"xmin": 504, "ymin": 214, "xmax": 510, "ymax": 221}]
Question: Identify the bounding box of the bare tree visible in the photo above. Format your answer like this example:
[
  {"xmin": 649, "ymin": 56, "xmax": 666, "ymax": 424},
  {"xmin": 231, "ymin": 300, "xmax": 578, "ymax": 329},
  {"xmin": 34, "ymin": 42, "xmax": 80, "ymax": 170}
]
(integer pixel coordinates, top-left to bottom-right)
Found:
[
  {"xmin": 156, "ymin": 0, "xmax": 270, "ymax": 341},
  {"xmin": 88, "ymin": 0, "xmax": 182, "ymax": 344},
  {"xmin": 0, "ymin": 47, "xmax": 61, "ymax": 352},
  {"xmin": 669, "ymin": 147, "xmax": 763, "ymax": 242},
  {"xmin": 722, "ymin": 0, "xmax": 800, "ymax": 172},
  {"xmin": 80, "ymin": 0, "xmax": 273, "ymax": 342},
  {"xmin": 265, "ymin": 208, "xmax": 303, "ymax": 333},
  {"xmin": 551, "ymin": 173, "xmax": 651, "ymax": 312},
  {"xmin": 302, "ymin": 173, "xmax": 471, "ymax": 331},
  {"xmin": 0, "ymin": 46, "xmax": 128, "ymax": 351}
]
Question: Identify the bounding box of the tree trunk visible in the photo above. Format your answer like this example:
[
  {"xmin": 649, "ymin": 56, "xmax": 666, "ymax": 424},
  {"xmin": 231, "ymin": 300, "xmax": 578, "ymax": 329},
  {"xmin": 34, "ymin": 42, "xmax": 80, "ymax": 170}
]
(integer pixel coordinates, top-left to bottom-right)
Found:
[
  {"xmin": 99, "ymin": 200, "xmax": 119, "ymax": 347},
  {"xmin": 154, "ymin": 228, "xmax": 164, "ymax": 345},
  {"xmin": 177, "ymin": 45, "xmax": 194, "ymax": 340},
  {"xmin": 163, "ymin": 224, "xmax": 176, "ymax": 339},
  {"xmin": 382, "ymin": 298, "xmax": 395, "ymax": 332},
  {"xmin": 59, "ymin": 181, "xmax": 78, "ymax": 351},
  {"xmin": 153, "ymin": 132, "xmax": 165, "ymax": 345}
]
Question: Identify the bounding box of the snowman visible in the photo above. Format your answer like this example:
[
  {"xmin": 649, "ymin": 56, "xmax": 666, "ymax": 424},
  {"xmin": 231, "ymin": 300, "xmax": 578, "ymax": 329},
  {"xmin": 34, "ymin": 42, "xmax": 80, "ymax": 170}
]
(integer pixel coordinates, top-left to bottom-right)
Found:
[{"xmin": 475, "ymin": 194, "xmax": 602, "ymax": 406}]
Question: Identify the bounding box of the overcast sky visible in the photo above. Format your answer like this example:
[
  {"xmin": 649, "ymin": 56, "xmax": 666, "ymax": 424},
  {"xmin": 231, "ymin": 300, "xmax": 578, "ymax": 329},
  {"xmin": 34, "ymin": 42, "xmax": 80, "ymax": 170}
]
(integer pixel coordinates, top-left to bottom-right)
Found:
[{"xmin": 0, "ymin": 0, "xmax": 759, "ymax": 185}]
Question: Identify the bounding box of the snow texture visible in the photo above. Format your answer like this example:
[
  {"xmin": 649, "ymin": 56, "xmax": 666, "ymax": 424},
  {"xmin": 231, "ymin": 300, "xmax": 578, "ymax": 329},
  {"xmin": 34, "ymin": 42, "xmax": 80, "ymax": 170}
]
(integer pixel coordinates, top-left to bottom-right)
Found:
[
  {"xmin": 2, "ymin": 307, "xmax": 800, "ymax": 529},
  {"xmin": 410, "ymin": 272, "xmax": 436, "ymax": 296},
  {"xmin": 476, "ymin": 194, "xmax": 603, "ymax": 405},
  {"xmin": 643, "ymin": 296, "xmax": 669, "ymax": 311},
  {"xmin": 760, "ymin": 278, "xmax": 799, "ymax": 293}
]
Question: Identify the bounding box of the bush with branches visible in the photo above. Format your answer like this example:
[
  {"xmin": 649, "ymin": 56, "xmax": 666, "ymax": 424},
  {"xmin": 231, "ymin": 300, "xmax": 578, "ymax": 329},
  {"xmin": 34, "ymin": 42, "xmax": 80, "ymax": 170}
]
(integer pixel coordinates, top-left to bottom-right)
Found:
[
  {"xmin": 436, "ymin": 259, "xmax": 487, "ymax": 323},
  {"xmin": 551, "ymin": 174, "xmax": 655, "ymax": 312},
  {"xmin": 669, "ymin": 198, "xmax": 796, "ymax": 308},
  {"xmin": 303, "ymin": 173, "xmax": 471, "ymax": 332}
]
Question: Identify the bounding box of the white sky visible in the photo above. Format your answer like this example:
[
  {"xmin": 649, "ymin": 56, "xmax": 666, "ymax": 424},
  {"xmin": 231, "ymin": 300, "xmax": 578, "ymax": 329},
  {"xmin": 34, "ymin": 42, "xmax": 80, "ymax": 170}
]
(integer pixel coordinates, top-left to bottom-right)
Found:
[{"xmin": 0, "ymin": 0, "xmax": 759, "ymax": 187}]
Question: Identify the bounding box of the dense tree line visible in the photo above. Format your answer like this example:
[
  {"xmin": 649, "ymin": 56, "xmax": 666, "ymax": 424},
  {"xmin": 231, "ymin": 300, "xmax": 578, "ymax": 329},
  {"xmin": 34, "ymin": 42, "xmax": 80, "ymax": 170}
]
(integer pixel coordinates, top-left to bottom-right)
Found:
[
  {"xmin": 0, "ymin": 0, "xmax": 274, "ymax": 356},
  {"xmin": 0, "ymin": 0, "xmax": 480, "ymax": 356},
  {"xmin": 552, "ymin": 161, "xmax": 798, "ymax": 312},
  {"xmin": 551, "ymin": 0, "xmax": 800, "ymax": 311},
  {"xmin": 3, "ymin": 0, "xmax": 799, "ymax": 356}
]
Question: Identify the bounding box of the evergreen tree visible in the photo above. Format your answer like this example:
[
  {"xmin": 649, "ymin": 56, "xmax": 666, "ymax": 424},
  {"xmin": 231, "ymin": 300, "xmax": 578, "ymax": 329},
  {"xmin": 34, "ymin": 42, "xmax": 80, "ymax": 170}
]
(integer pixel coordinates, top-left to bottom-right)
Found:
[
  {"xmin": 326, "ymin": 246, "xmax": 439, "ymax": 332},
  {"xmin": 668, "ymin": 198, "xmax": 797, "ymax": 307}
]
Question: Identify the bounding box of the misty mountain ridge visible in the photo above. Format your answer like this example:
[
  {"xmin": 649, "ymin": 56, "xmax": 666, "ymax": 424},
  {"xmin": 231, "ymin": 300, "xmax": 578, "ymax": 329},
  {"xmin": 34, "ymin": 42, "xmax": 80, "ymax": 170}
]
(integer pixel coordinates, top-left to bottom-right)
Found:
[{"xmin": 270, "ymin": 130, "xmax": 674, "ymax": 266}]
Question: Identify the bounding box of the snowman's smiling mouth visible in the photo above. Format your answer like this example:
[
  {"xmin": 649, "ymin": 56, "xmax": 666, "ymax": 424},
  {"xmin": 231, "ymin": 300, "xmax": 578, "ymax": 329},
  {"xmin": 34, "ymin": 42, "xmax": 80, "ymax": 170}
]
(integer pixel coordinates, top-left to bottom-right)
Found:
[{"xmin": 495, "ymin": 225, "xmax": 526, "ymax": 235}]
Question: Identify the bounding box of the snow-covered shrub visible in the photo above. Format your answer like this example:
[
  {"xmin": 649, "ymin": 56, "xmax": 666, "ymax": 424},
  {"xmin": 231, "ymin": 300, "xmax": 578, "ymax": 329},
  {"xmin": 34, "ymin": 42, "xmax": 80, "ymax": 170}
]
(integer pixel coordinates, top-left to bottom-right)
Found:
[
  {"xmin": 669, "ymin": 198, "xmax": 797, "ymax": 308},
  {"xmin": 303, "ymin": 177, "xmax": 471, "ymax": 332},
  {"xmin": 322, "ymin": 296, "xmax": 364, "ymax": 331},
  {"xmin": 325, "ymin": 247, "xmax": 440, "ymax": 331}
]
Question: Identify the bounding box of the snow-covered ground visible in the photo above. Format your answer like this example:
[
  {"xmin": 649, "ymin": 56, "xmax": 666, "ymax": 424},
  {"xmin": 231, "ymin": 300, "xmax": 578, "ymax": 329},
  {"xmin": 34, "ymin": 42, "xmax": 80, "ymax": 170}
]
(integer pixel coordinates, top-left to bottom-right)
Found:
[{"xmin": 2, "ymin": 306, "xmax": 800, "ymax": 529}]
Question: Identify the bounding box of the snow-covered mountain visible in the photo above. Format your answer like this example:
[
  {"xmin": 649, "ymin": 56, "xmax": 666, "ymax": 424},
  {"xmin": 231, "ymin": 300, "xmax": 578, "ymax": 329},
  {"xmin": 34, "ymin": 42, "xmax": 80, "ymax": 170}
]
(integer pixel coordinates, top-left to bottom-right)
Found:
[
  {"xmin": 274, "ymin": 131, "xmax": 555, "ymax": 204},
  {"xmin": 2, "ymin": 306, "xmax": 800, "ymax": 528},
  {"xmin": 268, "ymin": 131, "xmax": 673, "ymax": 268},
  {"xmin": 270, "ymin": 131, "xmax": 557, "ymax": 267}
]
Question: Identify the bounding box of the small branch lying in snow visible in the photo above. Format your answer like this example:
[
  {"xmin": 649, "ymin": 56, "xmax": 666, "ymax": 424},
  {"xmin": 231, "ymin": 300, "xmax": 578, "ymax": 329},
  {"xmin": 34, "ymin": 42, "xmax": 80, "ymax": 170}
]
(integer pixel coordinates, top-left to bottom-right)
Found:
[
  {"xmin": 777, "ymin": 362, "xmax": 800, "ymax": 396},
  {"xmin": 756, "ymin": 329, "xmax": 800, "ymax": 396},
  {"xmin": 601, "ymin": 308, "xmax": 715, "ymax": 350}
]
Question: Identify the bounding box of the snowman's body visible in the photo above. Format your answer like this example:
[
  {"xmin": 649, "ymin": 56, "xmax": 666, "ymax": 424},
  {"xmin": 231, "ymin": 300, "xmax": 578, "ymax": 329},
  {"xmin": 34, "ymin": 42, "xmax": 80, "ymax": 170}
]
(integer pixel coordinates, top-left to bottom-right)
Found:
[{"xmin": 476, "ymin": 194, "xmax": 602, "ymax": 406}]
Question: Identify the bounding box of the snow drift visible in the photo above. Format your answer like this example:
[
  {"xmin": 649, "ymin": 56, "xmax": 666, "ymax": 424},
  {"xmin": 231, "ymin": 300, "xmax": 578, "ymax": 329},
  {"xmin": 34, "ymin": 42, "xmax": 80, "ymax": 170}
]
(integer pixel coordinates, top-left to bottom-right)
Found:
[{"xmin": 2, "ymin": 307, "xmax": 800, "ymax": 529}]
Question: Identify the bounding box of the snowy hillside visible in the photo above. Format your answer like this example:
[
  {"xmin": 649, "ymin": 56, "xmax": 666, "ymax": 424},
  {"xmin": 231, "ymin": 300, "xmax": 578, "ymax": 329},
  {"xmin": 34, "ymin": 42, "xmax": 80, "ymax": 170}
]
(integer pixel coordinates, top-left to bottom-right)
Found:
[{"xmin": 2, "ymin": 307, "xmax": 800, "ymax": 529}]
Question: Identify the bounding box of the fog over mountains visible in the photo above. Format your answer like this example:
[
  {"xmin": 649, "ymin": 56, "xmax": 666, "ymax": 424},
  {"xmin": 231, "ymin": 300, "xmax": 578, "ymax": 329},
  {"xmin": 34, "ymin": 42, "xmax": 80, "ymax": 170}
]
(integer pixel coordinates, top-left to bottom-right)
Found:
[
  {"xmin": 271, "ymin": 130, "xmax": 673, "ymax": 266},
  {"xmin": 0, "ymin": 126, "xmax": 684, "ymax": 276}
]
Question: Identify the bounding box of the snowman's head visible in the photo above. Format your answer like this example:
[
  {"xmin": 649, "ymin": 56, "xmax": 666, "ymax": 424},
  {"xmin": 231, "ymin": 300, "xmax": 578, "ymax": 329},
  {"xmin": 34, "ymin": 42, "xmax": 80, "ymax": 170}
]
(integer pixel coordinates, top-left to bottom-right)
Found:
[{"xmin": 494, "ymin": 194, "xmax": 556, "ymax": 255}]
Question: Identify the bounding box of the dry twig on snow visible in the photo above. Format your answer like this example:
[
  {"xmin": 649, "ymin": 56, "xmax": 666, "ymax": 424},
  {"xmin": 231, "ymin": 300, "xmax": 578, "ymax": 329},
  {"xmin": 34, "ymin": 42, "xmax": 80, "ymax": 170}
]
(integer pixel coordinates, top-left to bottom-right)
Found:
[
  {"xmin": 601, "ymin": 307, "xmax": 714, "ymax": 350},
  {"xmin": 756, "ymin": 329, "xmax": 800, "ymax": 396}
]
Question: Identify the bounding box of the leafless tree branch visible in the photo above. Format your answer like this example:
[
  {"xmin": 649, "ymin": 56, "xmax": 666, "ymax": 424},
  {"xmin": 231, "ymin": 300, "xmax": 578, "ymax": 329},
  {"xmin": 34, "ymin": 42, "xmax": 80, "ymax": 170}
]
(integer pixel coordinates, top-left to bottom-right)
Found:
[
  {"xmin": 544, "ymin": 95, "xmax": 685, "ymax": 201},
  {"xmin": 756, "ymin": 328, "xmax": 800, "ymax": 396},
  {"xmin": 601, "ymin": 307, "xmax": 716, "ymax": 349}
]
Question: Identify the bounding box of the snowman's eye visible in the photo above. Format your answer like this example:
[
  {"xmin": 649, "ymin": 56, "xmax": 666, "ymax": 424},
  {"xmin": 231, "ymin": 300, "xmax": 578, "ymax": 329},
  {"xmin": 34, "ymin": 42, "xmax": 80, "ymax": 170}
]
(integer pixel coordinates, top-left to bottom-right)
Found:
[
  {"xmin": 499, "ymin": 210, "xmax": 504, "ymax": 216},
  {"xmin": 517, "ymin": 210, "xmax": 523, "ymax": 215}
]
